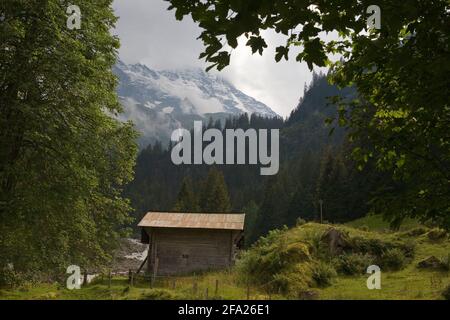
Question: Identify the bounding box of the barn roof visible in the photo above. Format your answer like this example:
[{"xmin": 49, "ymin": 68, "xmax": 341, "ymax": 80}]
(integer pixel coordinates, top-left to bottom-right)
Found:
[{"xmin": 138, "ymin": 212, "xmax": 245, "ymax": 230}]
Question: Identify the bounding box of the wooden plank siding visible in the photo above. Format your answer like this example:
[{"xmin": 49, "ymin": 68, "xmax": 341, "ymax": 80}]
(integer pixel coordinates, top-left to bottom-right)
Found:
[{"xmin": 144, "ymin": 227, "xmax": 240, "ymax": 275}]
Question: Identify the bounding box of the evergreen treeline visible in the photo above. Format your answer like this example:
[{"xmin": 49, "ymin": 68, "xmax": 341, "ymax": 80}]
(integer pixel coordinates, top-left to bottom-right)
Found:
[
  {"xmin": 124, "ymin": 113, "xmax": 282, "ymax": 218},
  {"xmin": 173, "ymin": 168, "xmax": 231, "ymax": 213},
  {"xmin": 125, "ymin": 73, "xmax": 383, "ymax": 244}
]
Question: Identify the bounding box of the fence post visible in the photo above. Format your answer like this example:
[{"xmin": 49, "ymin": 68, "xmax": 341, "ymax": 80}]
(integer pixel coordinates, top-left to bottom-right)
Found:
[
  {"xmin": 152, "ymin": 257, "xmax": 159, "ymax": 288},
  {"xmin": 193, "ymin": 280, "xmax": 198, "ymax": 297},
  {"xmin": 128, "ymin": 269, "xmax": 134, "ymax": 287},
  {"xmin": 205, "ymin": 287, "xmax": 209, "ymax": 300},
  {"xmin": 246, "ymin": 282, "xmax": 250, "ymax": 300},
  {"xmin": 215, "ymin": 279, "xmax": 219, "ymax": 296}
]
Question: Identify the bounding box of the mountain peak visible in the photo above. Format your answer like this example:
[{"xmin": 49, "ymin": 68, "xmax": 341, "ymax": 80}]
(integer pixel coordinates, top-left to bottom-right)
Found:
[{"xmin": 114, "ymin": 60, "xmax": 279, "ymax": 147}]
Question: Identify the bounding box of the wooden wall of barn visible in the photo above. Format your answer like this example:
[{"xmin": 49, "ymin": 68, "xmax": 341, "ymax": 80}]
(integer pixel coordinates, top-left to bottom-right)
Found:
[{"xmin": 144, "ymin": 227, "xmax": 240, "ymax": 275}]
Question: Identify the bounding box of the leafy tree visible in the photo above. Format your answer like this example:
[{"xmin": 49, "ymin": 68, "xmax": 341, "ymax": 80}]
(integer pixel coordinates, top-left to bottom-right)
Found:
[
  {"xmin": 242, "ymin": 200, "xmax": 259, "ymax": 246},
  {"xmin": 173, "ymin": 176, "xmax": 200, "ymax": 212},
  {"xmin": 0, "ymin": 0, "xmax": 137, "ymax": 280},
  {"xmin": 166, "ymin": 0, "xmax": 450, "ymax": 229}
]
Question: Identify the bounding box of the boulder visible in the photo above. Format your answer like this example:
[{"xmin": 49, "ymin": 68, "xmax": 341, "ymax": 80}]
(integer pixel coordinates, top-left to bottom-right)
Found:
[
  {"xmin": 417, "ymin": 256, "xmax": 442, "ymax": 269},
  {"xmin": 298, "ymin": 289, "xmax": 319, "ymax": 300},
  {"xmin": 321, "ymin": 227, "xmax": 349, "ymax": 255}
]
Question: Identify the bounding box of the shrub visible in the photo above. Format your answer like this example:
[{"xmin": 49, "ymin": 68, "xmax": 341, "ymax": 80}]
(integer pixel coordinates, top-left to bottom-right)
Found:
[
  {"xmin": 311, "ymin": 262, "xmax": 336, "ymax": 287},
  {"xmin": 359, "ymin": 225, "xmax": 370, "ymax": 232},
  {"xmin": 0, "ymin": 267, "xmax": 23, "ymax": 289},
  {"xmin": 296, "ymin": 218, "xmax": 307, "ymax": 226},
  {"xmin": 336, "ymin": 253, "xmax": 375, "ymax": 275},
  {"xmin": 350, "ymin": 237, "xmax": 390, "ymax": 256},
  {"xmin": 440, "ymin": 255, "xmax": 450, "ymax": 271},
  {"xmin": 236, "ymin": 235, "xmax": 310, "ymax": 286},
  {"xmin": 417, "ymin": 256, "xmax": 442, "ymax": 269},
  {"xmin": 427, "ymin": 228, "xmax": 447, "ymax": 241},
  {"xmin": 400, "ymin": 240, "xmax": 416, "ymax": 258},
  {"xmin": 442, "ymin": 285, "xmax": 450, "ymax": 300},
  {"xmin": 281, "ymin": 243, "xmax": 311, "ymax": 264},
  {"xmin": 307, "ymin": 231, "xmax": 325, "ymax": 256},
  {"xmin": 350, "ymin": 236, "xmax": 414, "ymax": 261},
  {"xmin": 271, "ymin": 263, "xmax": 312, "ymax": 297},
  {"xmin": 380, "ymin": 248, "xmax": 406, "ymax": 271},
  {"xmin": 402, "ymin": 227, "xmax": 428, "ymax": 237}
]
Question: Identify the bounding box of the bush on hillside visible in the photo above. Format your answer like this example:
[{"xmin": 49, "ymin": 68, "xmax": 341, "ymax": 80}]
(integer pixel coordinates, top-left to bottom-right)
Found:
[
  {"xmin": 236, "ymin": 228, "xmax": 310, "ymax": 286},
  {"xmin": 380, "ymin": 248, "xmax": 407, "ymax": 271},
  {"xmin": 401, "ymin": 227, "xmax": 429, "ymax": 237},
  {"xmin": 427, "ymin": 228, "xmax": 447, "ymax": 241},
  {"xmin": 400, "ymin": 240, "xmax": 416, "ymax": 258},
  {"xmin": 271, "ymin": 263, "xmax": 312, "ymax": 297},
  {"xmin": 417, "ymin": 256, "xmax": 443, "ymax": 269},
  {"xmin": 350, "ymin": 237, "xmax": 391, "ymax": 256},
  {"xmin": 336, "ymin": 253, "xmax": 375, "ymax": 275},
  {"xmin": 311, "ymin": 261, "xmax": 336, "ymax": 287},
  {"xmin": 439, "ymin": 255, "xmax": 450, "ymax": 271},
  {"xmin": 442, "ymin": 285, "xmax": 450, "ymax": 300},
  {"xmin": 349, "ymin": 236, "xmax": 415, "ymax": 261}
]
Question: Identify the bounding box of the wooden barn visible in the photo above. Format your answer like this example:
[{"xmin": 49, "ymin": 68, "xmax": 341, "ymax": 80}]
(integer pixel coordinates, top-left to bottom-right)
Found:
[{"xmin": 138, "ymin": 211, "xmax": 245, "ymax": 276}]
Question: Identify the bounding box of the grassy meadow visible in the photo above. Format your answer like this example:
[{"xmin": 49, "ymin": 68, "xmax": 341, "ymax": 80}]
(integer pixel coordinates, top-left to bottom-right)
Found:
[{"xmin": 1, "ymin": 216, "xmax": 449, "ymax": 300}]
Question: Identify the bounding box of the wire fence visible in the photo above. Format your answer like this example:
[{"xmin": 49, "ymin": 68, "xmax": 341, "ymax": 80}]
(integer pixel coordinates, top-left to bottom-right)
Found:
[{"xmin": 102, "ymin": 269, "xmax": 450, "ymax": 300}]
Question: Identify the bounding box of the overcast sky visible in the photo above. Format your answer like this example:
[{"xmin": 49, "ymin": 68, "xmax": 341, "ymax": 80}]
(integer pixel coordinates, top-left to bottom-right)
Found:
[{"xmin": 112, "ymin": 0, "xmax": 326, "ymax": 118}]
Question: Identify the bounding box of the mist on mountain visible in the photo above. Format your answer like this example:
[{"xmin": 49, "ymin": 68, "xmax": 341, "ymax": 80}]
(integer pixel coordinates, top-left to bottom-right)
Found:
[{"xmin": 114, "ymin": 60, "xmax": 280, "ymax": 148}]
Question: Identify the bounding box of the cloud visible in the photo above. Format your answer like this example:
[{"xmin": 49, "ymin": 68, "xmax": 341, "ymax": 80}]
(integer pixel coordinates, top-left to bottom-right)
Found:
[
  {"xmin": 112, "ymin": 0, "xmax": 323, "ymax": 117},
  {"xmin": 113, "ymin": 0, "xmax": 204, "ymax": 69}
]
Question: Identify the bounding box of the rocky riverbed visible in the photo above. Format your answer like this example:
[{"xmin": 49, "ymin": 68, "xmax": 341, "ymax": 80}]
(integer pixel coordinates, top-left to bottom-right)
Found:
[{"xmin": 111, "ymin": 238, "xmax": 148, "ymax": 274}]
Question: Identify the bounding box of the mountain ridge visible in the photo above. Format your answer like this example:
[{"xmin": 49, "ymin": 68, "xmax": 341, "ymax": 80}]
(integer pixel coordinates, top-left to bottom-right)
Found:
[{"xmin": 114, "ymin": 60, "xmax": 279, "ymax": 147}]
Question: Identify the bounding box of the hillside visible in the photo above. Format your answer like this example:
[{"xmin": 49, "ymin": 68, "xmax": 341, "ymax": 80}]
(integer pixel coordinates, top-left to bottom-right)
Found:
[{"xmin": 2, "ymin": 217, "xmax": 448, "ymax": 300}]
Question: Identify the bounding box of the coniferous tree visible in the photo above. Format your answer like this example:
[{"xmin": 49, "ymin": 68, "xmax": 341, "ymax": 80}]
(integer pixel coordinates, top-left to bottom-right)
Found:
[
  {"xmin": 316, "ymin": 149, "xmax": 349, "ymax": 223},
  {"xmin": 200, "ymin": 168, "xmax": 231, "ymax": 212},
  {"xmin": 242, "ymin": 200, "xmax": 259, "ymax": 246},
  {"xmin": 287, "ymin": 183, "xmax": 316, "ymax": 222},
  {"xmin": 173, "ymin": 176, "xmax": 200, "ymax": 212}
]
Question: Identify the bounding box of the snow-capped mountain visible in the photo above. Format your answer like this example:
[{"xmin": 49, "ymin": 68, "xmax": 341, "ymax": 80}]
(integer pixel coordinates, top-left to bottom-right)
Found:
[{"xmin": 113, "ymin": 60, "xmax": 279, "ymax": 148}]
